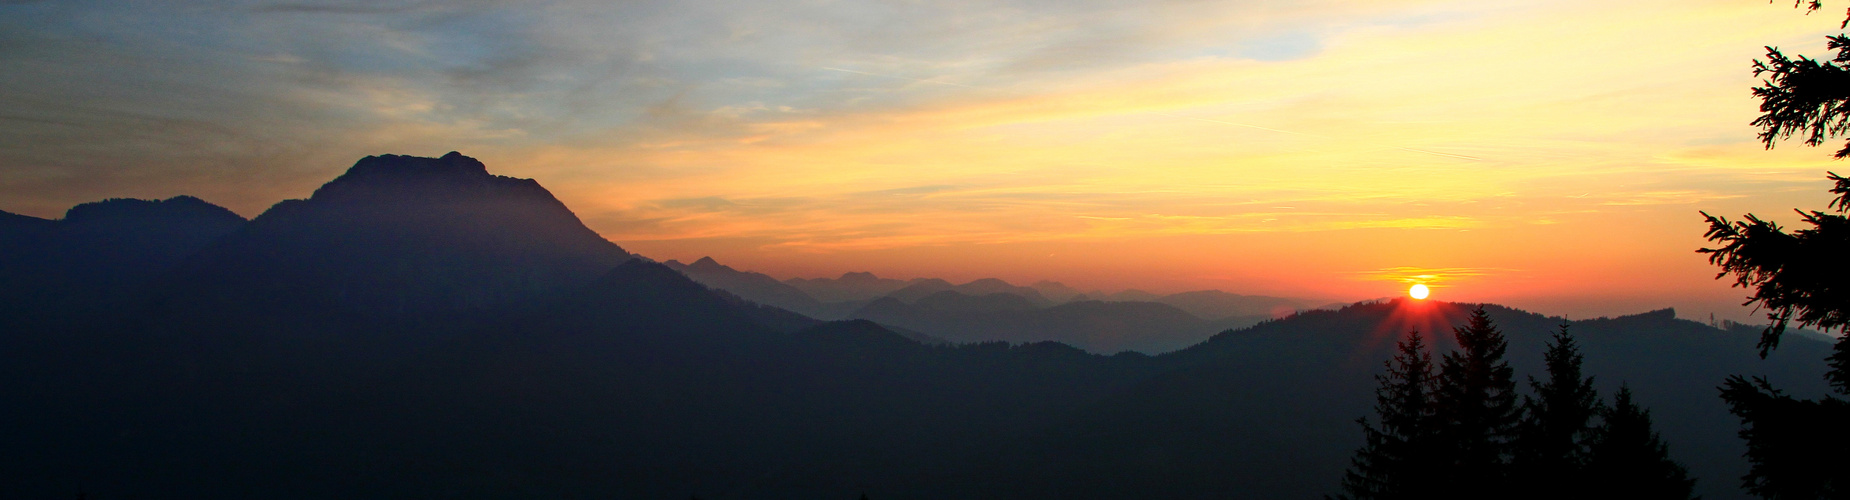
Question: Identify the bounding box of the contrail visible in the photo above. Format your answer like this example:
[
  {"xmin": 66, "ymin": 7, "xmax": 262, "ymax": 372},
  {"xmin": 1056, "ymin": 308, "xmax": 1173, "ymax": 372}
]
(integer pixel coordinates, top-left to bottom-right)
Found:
[{"xmin": 821, "ymin": 66, "xmax": 1484, "ymax": 162}]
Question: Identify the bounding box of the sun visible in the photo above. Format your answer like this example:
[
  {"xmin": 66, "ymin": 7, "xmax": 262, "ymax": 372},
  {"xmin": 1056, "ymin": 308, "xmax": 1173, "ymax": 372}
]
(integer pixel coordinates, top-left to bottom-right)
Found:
[{"xmin": 1409, "ymin": 284, "xmax": 1430, "ymax": 300}]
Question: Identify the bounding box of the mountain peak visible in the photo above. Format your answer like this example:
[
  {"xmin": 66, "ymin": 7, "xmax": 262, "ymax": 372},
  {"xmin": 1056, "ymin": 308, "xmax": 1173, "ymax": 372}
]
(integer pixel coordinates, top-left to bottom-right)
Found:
[
  {"xmin": 839, "ymin": 271, "xmax": 880, "ymax": 282},
  {"xmin": 164, "ymin": 152, "xmax": 631, "ymax": 318},
  {"xmin": 690, "ymin": 256, "xmax": 725, "ymax": 269},
  {"xmin": 349, "ymin": 151, "xmax": 488, "ymax": 180},
  {"xmin": 310, "ymin": 152, "xmax": 531, "ymax": 203}
]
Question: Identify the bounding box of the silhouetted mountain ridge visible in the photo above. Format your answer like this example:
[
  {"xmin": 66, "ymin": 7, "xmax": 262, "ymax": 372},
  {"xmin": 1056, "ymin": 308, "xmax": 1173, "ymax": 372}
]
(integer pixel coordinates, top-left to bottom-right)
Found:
[
  {"xmin": 664, "ymin": 256, "xmax": 827, "ymax": 317},
  {"xmin": 694, "ymin": 259, "xmax": 1284, "ymax": 348},
  {"xmin": 0, "ymin": 209, "xmax": 54, "ymax": 232},
  {"xmin": 850, "ymin": 290, "xmax": 1270, "ymax": 354},
  {"xmin": 914, "ymin": 290, "xmax": 1040, "ymax": 312},
  {"xmin": 156, "ymin": 152, "xmax": 632, "ymax": 323},
  {"xmin": 785, "ymin": 271, "xmax": 919, "ymax": 303},
  {"xmin": 0, "ymin": 152, "xmax": 1833, "ymax": 500},
  {"xmin": 0, "ymin": 196, "xmax": 248, "ymax": 334},
  {"xmin": 1156, "ymin": 289, "xmax": 1308, "ymax": 319}
]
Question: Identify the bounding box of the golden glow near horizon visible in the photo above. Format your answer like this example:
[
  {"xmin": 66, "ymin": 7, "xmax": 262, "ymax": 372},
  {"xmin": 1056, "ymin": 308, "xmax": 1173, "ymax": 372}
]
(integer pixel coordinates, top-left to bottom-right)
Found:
[
  {"xmin": 1410, "ymin": 284, "xmax": 1431, "ymax": 300},
  {"xmin": 0, "ymin": 0, "xmax": 1841, "ymax": 321}
]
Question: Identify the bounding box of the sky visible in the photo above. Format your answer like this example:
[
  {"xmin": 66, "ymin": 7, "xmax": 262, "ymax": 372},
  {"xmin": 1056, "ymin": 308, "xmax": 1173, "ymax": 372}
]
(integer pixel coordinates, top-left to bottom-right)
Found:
[{"xmin": 2, "ymin": 0, "xmax": 1845, "ymax": 322}]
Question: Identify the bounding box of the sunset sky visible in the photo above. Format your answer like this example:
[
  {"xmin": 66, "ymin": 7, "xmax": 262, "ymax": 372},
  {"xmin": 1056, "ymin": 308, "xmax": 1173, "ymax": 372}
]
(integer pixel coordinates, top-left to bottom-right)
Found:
[{"xmin": 2, "ymin": 0, "xmax": 1844, "ymax": 322}]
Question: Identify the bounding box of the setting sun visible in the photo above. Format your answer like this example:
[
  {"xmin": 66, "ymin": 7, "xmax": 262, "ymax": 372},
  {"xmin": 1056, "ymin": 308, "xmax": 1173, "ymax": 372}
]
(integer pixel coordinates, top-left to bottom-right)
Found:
[{"xmin": 1409, "ymin": 284, "xmax": 1430, "ymax": 300}]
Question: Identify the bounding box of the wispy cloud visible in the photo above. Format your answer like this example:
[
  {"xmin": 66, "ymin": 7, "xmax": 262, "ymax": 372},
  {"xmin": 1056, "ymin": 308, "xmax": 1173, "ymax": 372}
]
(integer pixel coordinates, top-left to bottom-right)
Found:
[
  {"xmin": 1600, "ymin": 190, "xmax": 1747, "ymax": 206},
  {"xmin": 0, "ymin": 0, "xmax": 1840, "ymax": 314},
  {"xmin": 1353, "ymin": 266, "xmax": 1518, "ymax": 287}
]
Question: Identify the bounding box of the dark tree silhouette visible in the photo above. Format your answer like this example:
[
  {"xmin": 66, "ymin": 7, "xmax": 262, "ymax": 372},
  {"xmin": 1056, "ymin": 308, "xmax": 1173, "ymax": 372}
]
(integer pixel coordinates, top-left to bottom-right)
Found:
[
  {"xmin": 1830, "ymin": 335, "xmax": 1850, "ymax": 393},
  {"xmin": 1703, "ymin": 6, "xmax": 1850, "ymax": 497},
  {"xmin": 1511, "ymin": 323, "xmax": 1601, "ymax": 498},
  {"xmin": 1337, "ymin": 316, "xmax": 1707, "ymax": 499},
  {"xmin": 1752, "ymin": 0, "xmax": 1850, "ymax": 156},
  {"xmin": 1752, "ymin": 38, "xmax": 1850, "ymax": 158},
  {"xmin": 1720, "ymin": 376, "xmax": 1850, "ymax": 499},
  {"xmin": 1434, "ymin": 307, "xmax": 1521, "ymax": 489},
  {"xmin": 1586, "ymin": 386, "xmax": 1697, "ymax": 500},
  {"xmin": 1698, "ymin": 172, "xmax": 1850, "ymax": 356},
  {"xmin": 1335, "ymin": 329, "xmax": 1440, "ymax": 500},
  {"xmin": 1709, "ymin": 0, "xmax": 1850, "ymax": 355}
]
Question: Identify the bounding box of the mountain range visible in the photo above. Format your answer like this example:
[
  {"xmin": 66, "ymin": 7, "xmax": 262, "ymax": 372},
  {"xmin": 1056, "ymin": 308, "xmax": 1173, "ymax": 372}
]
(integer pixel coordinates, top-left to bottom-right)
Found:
[
  {"xmin": 0, "ymin": 152, "xmax": 1838, "ymax": 499},
  {"xmin": 667, "ymin": 254, "xmax": 1322, "ymax": 353},
  {"xmin": 845, "ymin": 292, "xmax": 1266, "ymax": 354}
]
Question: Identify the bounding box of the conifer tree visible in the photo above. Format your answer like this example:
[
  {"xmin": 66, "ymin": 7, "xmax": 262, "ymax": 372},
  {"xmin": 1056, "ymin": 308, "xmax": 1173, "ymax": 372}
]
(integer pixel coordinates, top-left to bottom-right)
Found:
[
  {"xmin": 1702, "ymin": 145, "xmax": 1850, "ymax": 500},
  {"xmin": 1720, "ymin": 375, "xmax": 1850, "ymax": 499},
  {"xmin": 1707, "ymin": 1, "xmax": 1850, "ymax": 356},
  {"xmin": 1434, "ymin": 307, "xmax": 1521, "ymax": 489},
  {"xmin": 1828, "ymin": 334, "xmax": 1850, "ymax": 396},
  {"xmin": 1512, "ymin": 323, "xmax": 1602, "ymax": 498},
  {"xmin": 1586, "ymin": 386, "xmax": 1697, "ymax": 499},
  {"xmin": 1335, "ymin": 329, "xmax": 1441, "ymax": 500},
  {"xmin": 1706, "ymin": 5, "xmax": 1850, "ymax": 490}
]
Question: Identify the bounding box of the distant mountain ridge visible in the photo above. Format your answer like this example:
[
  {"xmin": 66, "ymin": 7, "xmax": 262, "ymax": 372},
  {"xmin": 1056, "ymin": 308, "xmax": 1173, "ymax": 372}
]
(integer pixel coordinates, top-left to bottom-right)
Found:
[
  {"xmin": 785, "ymin": 271, "xmax": 919, "ymax": 302},
  {"xmin": 1155, "ymin": 289, "xmax": 1309, "ymax": 320},
  {"xmin": 673, "ymin": 255, "xmax": 1319, "ymax": 353},
  {"xmin": 849, "ymin": 291, "xmax": 1268, "ymax": 354},
  {"xmin": 663, "ymin": 256, "xmax": 827, "ymax": 317},
  {"xmin": 882, "ymin": 277, "xmax": 1055, "ymax": 305},
  {"xmin": 780, "ymin": 269, "xmax": 1316, "ymax": 318}
]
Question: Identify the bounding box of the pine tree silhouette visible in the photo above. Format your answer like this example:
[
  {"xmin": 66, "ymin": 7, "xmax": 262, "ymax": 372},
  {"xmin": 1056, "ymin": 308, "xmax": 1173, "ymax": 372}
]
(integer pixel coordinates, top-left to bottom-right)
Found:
[
  {"xmin": 1586, "ymin": 386, "xmax": 1696, "ymax": 499},
  {"xmin": 1704, "ymin": 173, "xmax": 1850, "ymax": 499},
  {"xmin": 1704, "ymin": 69, "xmax": 1850, "ymax": 493},
  {"xmin": 1829, "ymin": 334, "xmax": 1850, "ymax": 396},
  {"xmin": 1719, "ymin": 375, "xmax": 1849, "ymax": 499},
  {"xmin": 1334, "ymin": 329, "xmax": 1440, "ymax": 500},
  {"xmin": 1434, "ymin": 307, "xmax": 1520, "ymax": 491},
  {"xmin": 1511, "ymin": 323, "xmax": 1601, "ymax": 498}
]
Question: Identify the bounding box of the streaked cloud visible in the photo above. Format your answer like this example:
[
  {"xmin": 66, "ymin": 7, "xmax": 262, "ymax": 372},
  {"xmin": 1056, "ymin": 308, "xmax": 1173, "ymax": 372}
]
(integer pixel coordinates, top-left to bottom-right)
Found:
[
  {"xmin": 0, "ymin": 0, "xmax": 1842, "ymax": 320},
  {"xmin": 1354, "ymin": 266, "xmax": 1516, "ymax": 287}
]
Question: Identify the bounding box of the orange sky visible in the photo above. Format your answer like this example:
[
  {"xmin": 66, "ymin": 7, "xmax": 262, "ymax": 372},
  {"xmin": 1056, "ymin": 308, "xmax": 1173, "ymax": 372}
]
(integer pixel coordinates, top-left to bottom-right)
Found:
[{"xmin": 1, "ymin": 0, "xmax": 1844, "ymax": 322}]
